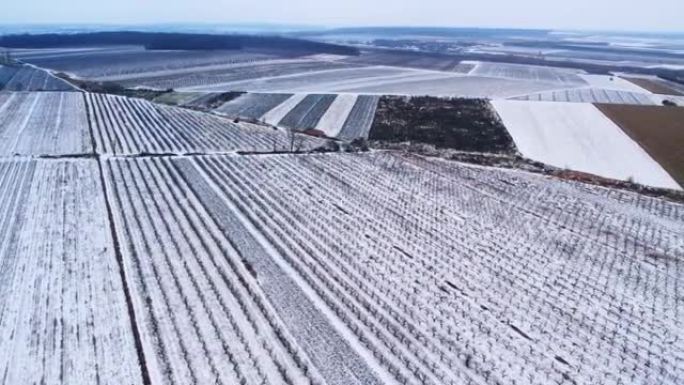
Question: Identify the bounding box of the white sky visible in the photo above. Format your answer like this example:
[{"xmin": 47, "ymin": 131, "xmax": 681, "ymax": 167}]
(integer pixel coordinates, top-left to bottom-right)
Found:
[{"xmin": 3, "ymin": 0, "xmax": 683, "ymax": 32}]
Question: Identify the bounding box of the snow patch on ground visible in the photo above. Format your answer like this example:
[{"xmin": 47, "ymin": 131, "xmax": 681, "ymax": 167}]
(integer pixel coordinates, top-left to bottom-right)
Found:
[
  {"xmin": 315, "ymin": 94, "xmax": 359, "ymax": 137},
  {"xmin": 491, "ymin": 100, "xmax": 680, "ymax": 189},
  {"xmin": 261, "ymin": 94, "xmax": 308, "ymax": 126}
]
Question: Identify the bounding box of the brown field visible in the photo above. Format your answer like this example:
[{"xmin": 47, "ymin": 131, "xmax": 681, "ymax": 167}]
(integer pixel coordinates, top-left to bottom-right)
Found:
[
  {"xmin": 622, "ymin": 76, "xmax": 684, "ymax": 96},
  {"xmin": 596, "ymin": 104, "xmax": 684, "ymax": 188}
]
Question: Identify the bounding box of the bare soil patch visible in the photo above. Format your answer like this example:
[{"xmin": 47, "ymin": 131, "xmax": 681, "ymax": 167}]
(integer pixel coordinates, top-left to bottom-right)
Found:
[
  {"xmin": 596, "ymin": 104, "xmax": 684, "ymax": 187},
  {"xmin": 622, "ymin": 77, "xmax": 684, "ymax": 96}
]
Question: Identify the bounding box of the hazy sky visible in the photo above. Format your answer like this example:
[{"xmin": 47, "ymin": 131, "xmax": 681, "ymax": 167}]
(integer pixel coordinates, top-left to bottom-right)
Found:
[{"xmin": 3, "ymin": 0, "xmax": 683, "ymax": 32}]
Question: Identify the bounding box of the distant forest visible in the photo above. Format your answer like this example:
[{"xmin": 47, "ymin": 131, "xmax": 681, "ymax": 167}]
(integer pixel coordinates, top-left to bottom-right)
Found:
[{"xmin": 0, "ymin": 31, "xmax": 360, "ymax": 55}]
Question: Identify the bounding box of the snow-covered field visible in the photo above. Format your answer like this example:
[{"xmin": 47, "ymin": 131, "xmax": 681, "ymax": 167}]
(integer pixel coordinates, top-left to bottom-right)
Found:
[
  {"xmin": 314, "ymin": 93, "xmax": 359, "ymax": 137},
  {"xmin": 186, "ymin": 64, "xmax": 570, "ymax": 98},
  {"xmin": 0, "ymin": 92, "xmax": 91, "ymax": 155},
  {"xmin": 222, "ymin": 92, "xmax": 379, "ymax": 140},
  {"xmin": 0, "ymin": 158, "xmax": 142, "ymax": 385},
  {"xmin": 0, "ymin": 65, "xmax": 74, "ymax": 91},
  {"xmin": 102, "ymin": 152, "xmax": 683, "ymax": 385},
  {"xmin": 215, "ymin": 92, "xmax": 293, "ymax": 120},
  {"xmin": 468, "ymin": 61, "xmax": 587, "ymax": 85},
  {"xmin": 1, "ymin": 84, "xmax": 682, "ymax": 385},
  {"xmin": 86, "ymin": 93, "xmax": 324, "ymax": 154},
  {"xmin": 492, "ymin": 100, "xmax": 680, "ymax": 189}
]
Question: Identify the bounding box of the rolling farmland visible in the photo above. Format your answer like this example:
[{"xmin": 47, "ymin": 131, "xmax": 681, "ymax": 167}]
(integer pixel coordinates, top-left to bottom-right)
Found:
[
  {"xmin": 0, "ymin": 92, "xmax": 91, "ymax": 155},
  {"xmin": 0, "ymin": 158, "xmax": 143, "ymax": 385},
  {"xmin": 314, "ymin": 94, "xmax": 359, "ymax": 138},
  {"xmin": 16, "ymin": 46, "xmax": 280, "ymax": 80},
  {"xmin": 102, "ymin": 152, "xmax": 684, "ymax": 385},
  {"xmin": 215, "ymin": 93, "xmax": 293, "ymax": 120},
  {"xmin": 468, "ymin": 61, "xmax": 587, "ymax": 85},
  {"xmin": 1, "ymin": 29, "xmax": 684, "ymax": 385},
  {"xmin": 338, "ymin": 95, "xmax": 380, "ymax": 140},
  {"xmin": 0, "ymin": 85, "xmax": 681, "ymax": 385},
  {"xmin": 86, "ymin": 93, "xmax": 324, "ymax": 155},
  {"xmin": 278, "ymin": 94, "xmax": 337, "ymax": 131},
  {"xmin": 491, "ymin": 100, "xmax": 681, "ymax": 189},
  {"xmin": 0, "ymin": 65, "xmax": 73, "ymax": 91},
  {"xmin": 219, "ymin": 92, "xmax": 379, "ymax": 140}
]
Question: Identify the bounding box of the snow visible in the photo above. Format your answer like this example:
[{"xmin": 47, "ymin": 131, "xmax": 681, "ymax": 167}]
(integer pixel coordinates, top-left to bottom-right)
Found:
[
  {"xmin": 261, "ymin": 93, "xmax": 307, "ymax": 126},
  {"xmin": 492, "ymin": 100, "xmax": 680, "ymax": 189},
  {"xmin": 1, "ymin": 83, "xmax": 682, "ymax": 385},
  {"xmin": 0, "ymin": 92, "xmax": 91, "ymax": 155},
  {"xmin": 86, "ymin": 93, "xmax": 324, "ymax": 154},
  {"xmin": 0, "ymin": 159, "xmax": 143, "ymax": 385},
  {"xmin": 158, "ymin": 152, "xmax": 684, "ymax": 385},
  {"xmin": 468, "ymin": 61, "xmax": 587, "ymax": 85},
  {"xmin": 315, "ymin": 94, "xmax": 359, "ymax": 137}
]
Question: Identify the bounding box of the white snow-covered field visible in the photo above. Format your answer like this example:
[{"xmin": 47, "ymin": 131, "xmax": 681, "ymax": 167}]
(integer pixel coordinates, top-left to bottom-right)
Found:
[
  {"xmin": 261, "ymin": 93, "xmax": 308, "ymax": 126},
  {"xmin": 86, "ymin": 93, "xmax": 324, "ymax": 154},
  {"xmin": 0, "ymin": 92, "xmax": 91, "ymax": 155},
  {"xmin": 229, "ymin": 92, "xmax": 379, "ymax": 140},
  {"xmin": 178, "ymin": 63, "xmax": 573, "ymax": 98},
  {"xmin": 468, "ymin": 61, "xmax": 587, "ymax": 85},
  {"xmin": 1, "ymin": 84, "xmax": 683, "ymax": 385},
  {"xmin": 492, "ymin": 100, "xmax": 680, "ymax": 189},
  {"xmin": 314, "ymin": 94, "xmax": 359, "ymax": 137},
  {"xmin": 0, "ymin": 158, "xmax": 142, "ymax": 385}
]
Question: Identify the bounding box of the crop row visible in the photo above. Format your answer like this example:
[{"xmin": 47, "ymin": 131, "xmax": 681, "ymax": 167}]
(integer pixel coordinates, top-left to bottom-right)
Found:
[
  {"xmin": 123, "ymin": 61, "xmax": 350, "ymax": 90},
  {"xmin": 218, "ymin": 92, "xmax": 379, "ymax": 140},
  {"xmin": 169, "ymin": 152, "xmax": 683, "ymax": 385},
  {"xmin": 104, "ymin": 157, "xmax": 332, "ymax": 385},
  {"xmin": 215, "ymin": 93, "xmax": 294, "ymax": 120},
  {"xmin": 0, "ymin": 92, "xmax": 91, "ymax": 156},
  {"xmin": 0, "ymin": 159, "xmax": 143, "ymax": 385},
  {"xmin": 0, "ymin": 65, "xmax": 73, "ymax": 91},
  {"xmin": 86, "ymin": 93, "xmax": 324, "ymax": 155}
]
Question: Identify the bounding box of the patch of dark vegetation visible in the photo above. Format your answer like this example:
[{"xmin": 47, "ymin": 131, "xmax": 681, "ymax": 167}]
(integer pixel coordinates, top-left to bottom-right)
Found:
[
  {"xmin": 0, "ymin": 31, "xmax": 360, "ymax": 56},
  {"xmin": 369, "ymin": 96, "xmax": 517, "ymax": 155}
]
